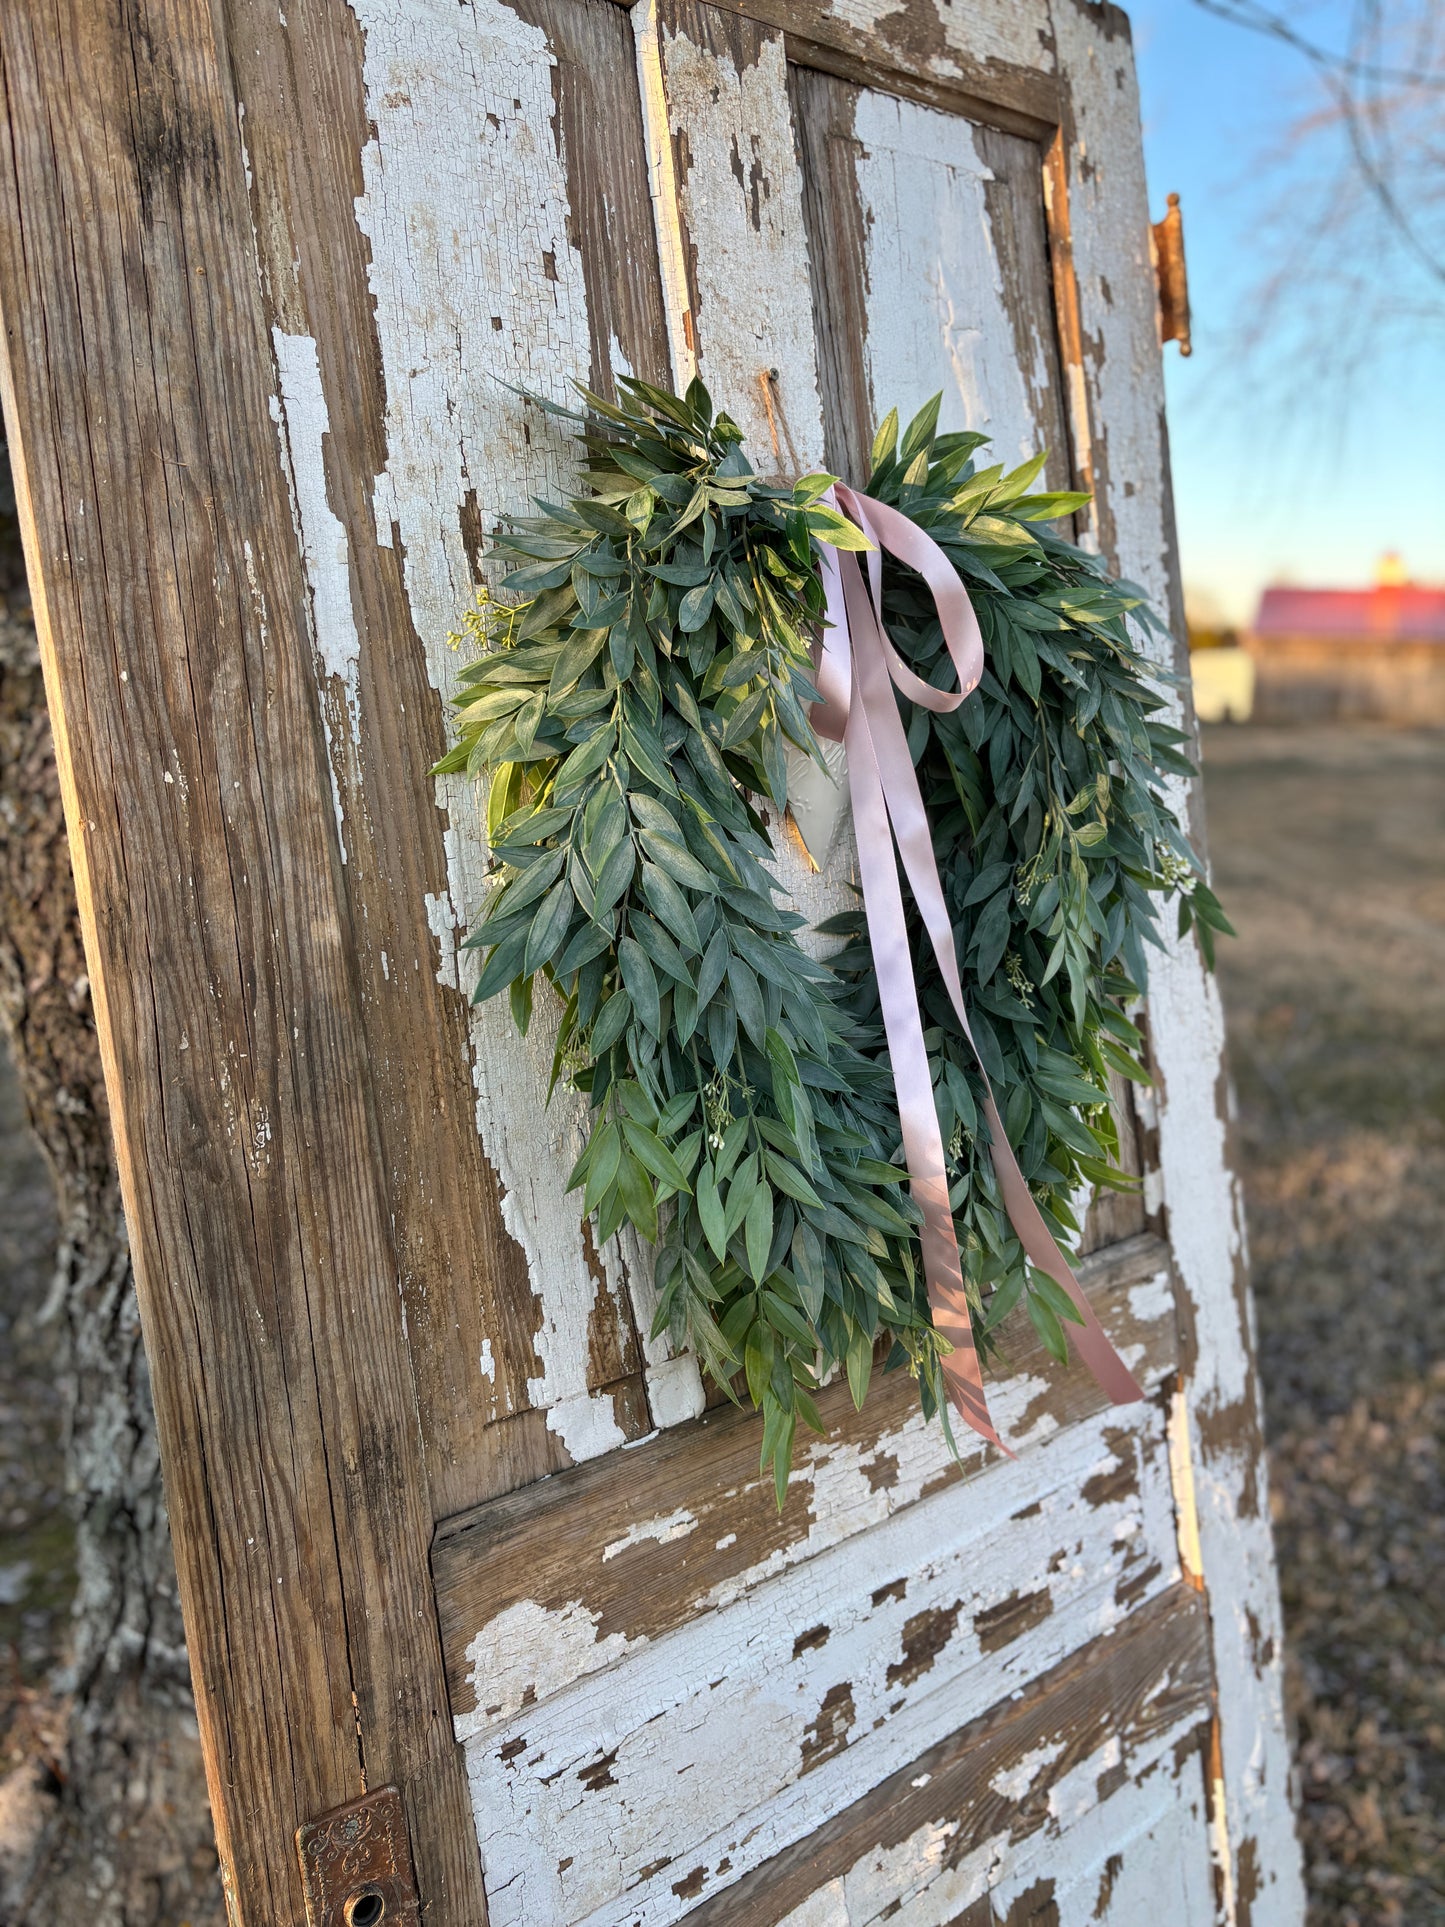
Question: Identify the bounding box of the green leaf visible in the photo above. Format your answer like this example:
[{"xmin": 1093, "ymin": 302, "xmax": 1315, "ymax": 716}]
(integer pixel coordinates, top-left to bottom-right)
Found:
[
  {"xmin": 763, "ymin": 1289, "xmax": 816, "ymax": 1350},
  {"xmin": 696, "ymin": 1161, "xmax": 728, "ymax": 1261},
  {"xmin": 590, "ymin": 987, "xmax": 631, "ymax": 1054},
  {"xmin": 548, "ymin": 626, "xmax": 609, "ymax": 699},
  {"xmin": 981, "ymin": 1269, "xmax": 1025, "ymax": 1335},
  {"xmin": 638, "ymin": 862, "xmax": 703, "ymax": 955},
  {"xmin": 743, "ymin": 1183, "xmax": 774, "ymax": 1284},
  {"xmin": 679, "ymin": 581, "xmax": 716, "ymax": 631},
  {"xmin": 615, "ymin": 1147, "xmax": 659, "ymax": 1243},
  {"xmin": 1025, "ymin": 1291, "xmax": 1069, "ymax": 1365},
  {"xmin": 727, "ymin": 954, "xmax": 766, "ymax": 1047},
  {"xmin": 621, "ymin": 1119, "xmax": 694, "ymax": 1194},
  {"xmin": 1031, "ymin": 1270, "xmax": 1085, "ymax": 1328},
  {"xmin": 846, "ymin": 1325, "xmax": 873, "ymax": 1410},
  {"xmin": 868, "ymin": 407, "xmax": 899, "ymax": 477},
  {"xmin": 803, "ymin": 505, "xmax": 873, "ymax": 551},
  {"xmin": 591, "ymin": 833, "xmax": 637, "ymax": 917},
  {"xmin": 553, "ymin": 721, "xmax": 616, "ymax": 796},
  {"xmin": 472, "ymin": 923, "xmax": 529, "ymax": 1003},
  {"xmin": 523, "ymin": 879, "xmax": 575, "ymax": 976},
  {"xmin": 617, "ymin": 936, "xmax": 661, "ymax": 1036},
  {"xmin": 640, "ymin": 831, "xmax": 717, "ymax": 894},
  {"xmin": 583, "ymin": 1121, "xmax": 622, "ymax": 1214},
  {"xmin": 762, "ymin": 1148, "xmax": 822, "ymax": 1208}
]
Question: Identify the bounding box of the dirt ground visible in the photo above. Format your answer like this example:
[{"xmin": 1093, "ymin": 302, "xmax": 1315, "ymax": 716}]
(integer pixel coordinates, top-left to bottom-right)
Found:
[
  {"xmin": 0, "ymin": 722, "xmax": 1441, "ymax": 1922},
  {"xmin": 1202, "ymin": 723, "xmax": 1445, "ymax": 1927}
]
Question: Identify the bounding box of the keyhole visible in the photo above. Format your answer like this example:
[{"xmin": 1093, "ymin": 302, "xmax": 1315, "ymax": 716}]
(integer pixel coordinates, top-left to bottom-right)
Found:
[{"xmin": 345, "ymin": 1892, "xmax": 385, "ymax": 1926}]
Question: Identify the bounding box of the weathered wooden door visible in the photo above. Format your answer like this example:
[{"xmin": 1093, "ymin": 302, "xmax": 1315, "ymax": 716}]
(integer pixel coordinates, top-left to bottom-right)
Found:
[{"xmin": 0, "ymin": 0, "xmax": 1303, "ymax": 1922}]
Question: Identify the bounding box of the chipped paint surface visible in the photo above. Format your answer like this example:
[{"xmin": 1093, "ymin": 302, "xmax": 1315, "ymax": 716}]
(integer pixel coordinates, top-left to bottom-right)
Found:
[
  {"xmin": 823, "ymin": 0, "xmax": 1057, "ymax": 81},
  {"xmin": 776, "ymin": 1730, "xmax": 1214, "ymax": 1926},
  {"xmin": 463, "ymin": 1405, "xmax": 1179, "ymax": 1924},
  {"xmin": 852, "ymin": 92, "xmax": 1043, "ymax": 466},
  {"xmin": 463, "ymin": 1598, "xmax": 636, "ymax": 1733},
  {"xmin": 652, "ymin": 16, "xmax": 824, "ymax": 471},
  {"xmin": 351, "ymin": 0, "xmax": 698, "ymax": 1448},
  {"xmin": 268, "ymin": 328, "xmax": 361, "ymax": 857}
]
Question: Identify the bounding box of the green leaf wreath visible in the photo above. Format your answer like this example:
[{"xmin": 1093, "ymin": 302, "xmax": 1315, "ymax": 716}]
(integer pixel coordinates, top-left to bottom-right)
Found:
[{"xmin": 435, "ymin": 377, "xmax": 1229, "ymax": 1501}]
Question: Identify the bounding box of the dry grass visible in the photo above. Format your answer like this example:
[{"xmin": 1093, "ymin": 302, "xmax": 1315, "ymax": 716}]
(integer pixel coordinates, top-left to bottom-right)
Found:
[{"xmin": 1203, "ymin": 724, "xmax": 1445, "ymax": 1926}]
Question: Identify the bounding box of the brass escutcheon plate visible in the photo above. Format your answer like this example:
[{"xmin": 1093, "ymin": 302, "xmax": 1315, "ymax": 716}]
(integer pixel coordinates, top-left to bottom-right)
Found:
[{"xmin": 295, "ymin": 1785, "xmax": 422, "ymax": 1927}]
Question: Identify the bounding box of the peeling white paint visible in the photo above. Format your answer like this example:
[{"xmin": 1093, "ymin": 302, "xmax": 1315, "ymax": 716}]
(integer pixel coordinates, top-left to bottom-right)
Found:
[
  {"xmin": 268, "ymin": 328, "xmax": 361, "ymax": 858},
  {"xmin": 602, "ymin": 1507, "xmax": 698, "ymax": 1563},
  {"xmin": 461, "ymin": 1598, "xmax": 637, "ymax": 1740},
  {"xmin": 351, "ymin": 0, "xmax": 698, "ymax": 1445},
  {"xmin": 545, "ymin": 1391, "xmax": 628, "ymax": 1465},
  {"xmin": 649, "ymin": 18, "xmax": 824, "ymax": 472},
  {"xmin": 462, "ymin": 1405, "xmax": 1179, "ymax": 1925},
  {"xmin": 989, "ymin": 1735, "xmax": 1065, "ymax": 1802},
  {"xmin": 823, "ymin": 0, "xmax": 1055, "ymax": 79}
]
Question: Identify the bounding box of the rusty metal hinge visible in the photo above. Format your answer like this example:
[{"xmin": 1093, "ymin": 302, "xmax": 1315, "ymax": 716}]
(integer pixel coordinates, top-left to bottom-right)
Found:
[
  {"xmin": 295, "ymin": 1785, "xmax": 422, "ymax": 1927},
  {"xmin": 1152, "ymin": 191, "xmax": 1192, "ymax": 357}
]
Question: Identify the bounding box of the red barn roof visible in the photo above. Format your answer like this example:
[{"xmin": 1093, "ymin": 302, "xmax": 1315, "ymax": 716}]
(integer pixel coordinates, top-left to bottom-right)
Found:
[{"xmin": 1255, "ymin": 583, "xmax": 1445, "ymax": 645}]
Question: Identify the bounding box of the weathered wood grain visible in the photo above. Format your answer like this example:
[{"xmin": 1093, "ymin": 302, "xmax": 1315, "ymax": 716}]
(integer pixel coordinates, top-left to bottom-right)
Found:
[
  {"xmin": 638, "ymin": 0, "xmax": 827, "ymax": 473},
  {"xmin": 457, "ymin": 1411, "xmax": 1186, "ymax": 1926},
  {"xmin": 0, "ymin": 2, "xmax": 486, "ymax": 1919},
  {"xmin": 219, "ymin": 0, "xmax": 677, "ymax": 1516},
  {"xmin": 1049, "ymin": 6, "xmax": 1305, "ymax": 1917},
  {"xmin": 688, "ymin": 0, "xmax": 1063, "ymax": 138},
  {"xmin": 434, "ymin": 1233, "xmax": 1177, "ymax": 1728},
  {"xmin": 682, "ymin": 1580, "xmax": 1214, "ymax": 1925}
]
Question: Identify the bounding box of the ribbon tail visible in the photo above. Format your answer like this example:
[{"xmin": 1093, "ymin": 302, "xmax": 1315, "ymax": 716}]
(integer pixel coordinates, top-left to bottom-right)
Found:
[
  {"xmin": 835, "ymin": 554, "xmax": 1006, "ymax": 1451},
  {"xmin": 839, "ymin": 539, "xmax": 1145, "ymax": 1411}
]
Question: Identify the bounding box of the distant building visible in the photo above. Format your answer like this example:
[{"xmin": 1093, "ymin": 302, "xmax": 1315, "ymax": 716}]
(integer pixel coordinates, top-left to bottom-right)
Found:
[{"xmin": 1246, "ymin": 556, "xmax": 1445, "ymax": 724}]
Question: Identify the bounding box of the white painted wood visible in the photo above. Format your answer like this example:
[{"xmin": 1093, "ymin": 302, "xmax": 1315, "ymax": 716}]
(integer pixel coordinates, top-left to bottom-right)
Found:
[
  {"xmin": 1051, "ymin": 8, "xmax": 1305, "ymax": 1919},
  {"xmin": 463, "ymin": 1403, "xmax": 1180, "ymax": 1926},
  {"xmin": 774, "ymin": 1708, "xmax": 1214, "ymax": 1926},
  {"xmin": 849, "ymin": 91, "xmax": 1043, "ymax": 467},
  {"xmin": 818, "ymin": 0, "xmax": 1056, "ymax": 84},
  {"xmin": 351, "ymin": 0, "xmax": 703, "ymax": 1450},
  {"xmin": 641, "ymin": 2, "xmax": 826, "ymax": 472},
  {"xmin": 450, "ymin": 1250, "xmax": 1176, "ymax": 1733}
]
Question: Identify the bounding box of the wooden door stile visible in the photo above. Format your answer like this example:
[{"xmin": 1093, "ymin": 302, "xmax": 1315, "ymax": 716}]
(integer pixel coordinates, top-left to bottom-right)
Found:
[
  {"xmin": 0, "ymin": 3, "xmax": 487, "ymax": 1919},
  {"xmin": 1045, "ymin": 8, "xmax": 1302, "ymax": 1914}
]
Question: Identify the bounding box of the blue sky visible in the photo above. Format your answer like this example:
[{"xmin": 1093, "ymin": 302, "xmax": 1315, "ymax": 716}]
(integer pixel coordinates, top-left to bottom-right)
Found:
[{"xmin": 1130, "ymin": 0, "xmax": 1445, "ymax": 624}]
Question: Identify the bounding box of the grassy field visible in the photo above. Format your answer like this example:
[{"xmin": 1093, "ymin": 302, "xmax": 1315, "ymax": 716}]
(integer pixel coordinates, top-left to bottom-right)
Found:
[
  {"xmin": 0, "ymin": 724, "xmax": 1440, "ymax": 1922},
  {"xmin": 1202, "ymin": 724, "xmax": 1445, "ymax": 1927}
]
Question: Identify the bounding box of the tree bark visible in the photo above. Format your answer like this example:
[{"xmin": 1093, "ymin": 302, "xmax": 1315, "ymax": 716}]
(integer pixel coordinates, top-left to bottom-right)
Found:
[{"xmin": 0, "ymin": 448, "xmax": 221, "ymax": 1924}]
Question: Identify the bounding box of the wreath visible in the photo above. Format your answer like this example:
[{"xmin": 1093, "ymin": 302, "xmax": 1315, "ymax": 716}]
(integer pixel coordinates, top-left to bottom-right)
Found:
[{"xmin": 435, "ymin": 377, "xmax": 1229, "ymax": 1501}]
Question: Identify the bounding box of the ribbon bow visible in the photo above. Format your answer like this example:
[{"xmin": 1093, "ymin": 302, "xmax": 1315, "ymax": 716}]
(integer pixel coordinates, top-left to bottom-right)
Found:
[{"xmin": 810, "ymin": 484, "xmax": 1143, "ymax": 1449}]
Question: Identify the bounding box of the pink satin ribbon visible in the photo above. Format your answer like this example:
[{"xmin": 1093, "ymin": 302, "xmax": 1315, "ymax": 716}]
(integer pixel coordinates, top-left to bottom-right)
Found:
[{"xmin": 810, "ymin": 484, "xmax": 1143, "ymax": 1449}]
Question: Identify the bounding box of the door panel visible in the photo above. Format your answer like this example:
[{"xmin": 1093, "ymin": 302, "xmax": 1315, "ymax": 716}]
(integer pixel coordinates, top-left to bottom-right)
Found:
[
  {"xmin": 456, "ymin": 1383, "xmax": 1181, "ymax": 1926},
  {"xmin": 342, "ymin": 0, "xmax": 697, "ymax": 1491},
  {"xmin": 434, "ymin": 1237, "xmax": 1181, "ymax": 1924},
  {"xmin": 790, "ymin": 66, "xmax": 1071, "ymax": 488}
]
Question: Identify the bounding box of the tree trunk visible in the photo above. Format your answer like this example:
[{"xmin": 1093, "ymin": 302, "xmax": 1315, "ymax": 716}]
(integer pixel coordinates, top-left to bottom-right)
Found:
[{"xmin": 0, "ymin": 446, "xmax": 221, "ymax": 1924}]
